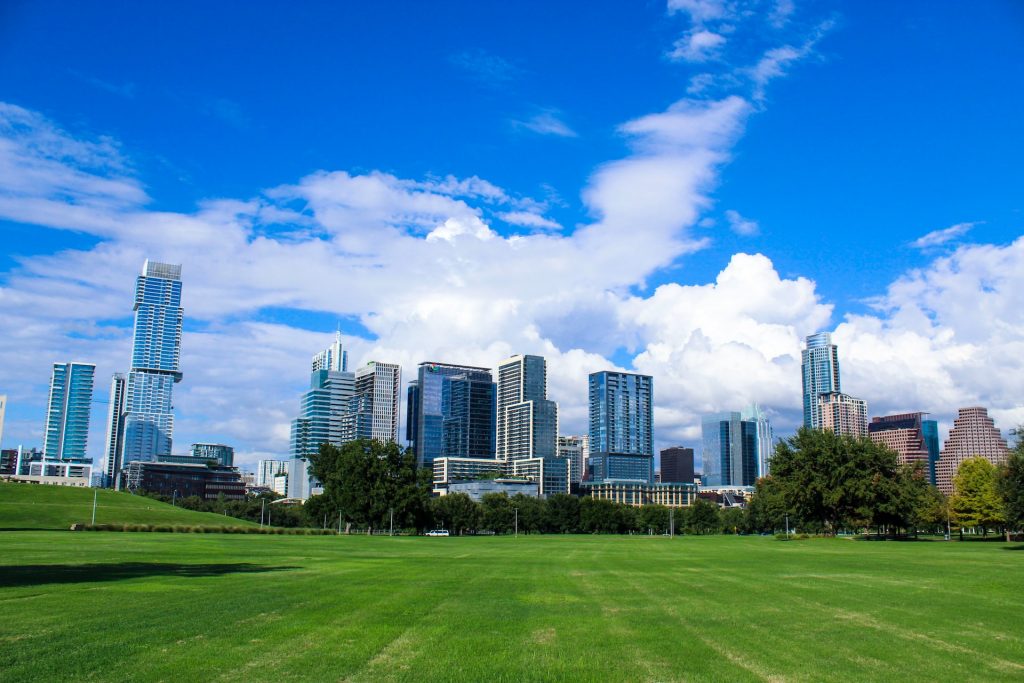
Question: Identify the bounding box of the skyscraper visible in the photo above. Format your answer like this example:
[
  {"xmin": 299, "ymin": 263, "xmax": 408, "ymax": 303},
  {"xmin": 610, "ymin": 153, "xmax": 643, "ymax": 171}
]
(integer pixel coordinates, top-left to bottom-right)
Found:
[
  {"xmin": 801, "ymin": 332, "xmax": 840, "ymax": 430},
  {"xmin": 411, "ymin": 362, "xmax": 495, "ymax": 468},
  {"xmin": 818, "ymin": 392, "xmax": 868, "ymax": 438},
  {"xmin": 935, "ymin": 407, "xmax": 1009, "ymax": 495},
  {"xmin": 312, "ymin": 331, "xmax": 347, "ymax": 373},
  {"xmin": 557, "ymin": 435, "xmax": 589, "ymax": 484},
  {"xmin": 43, "ymin": 362, "xmax": 96, "ymax": 461},
  {"xmin": 121, "ymin": 260, "xmax": 184, "ymax": 466},
  {"xmin": 496, "ymin": 355, "xmax": 557, "ymax": 461},
  {"xmin": 868, "ymin": 412, "xmax": 937, "ymax": 479},
  {"xmin": 289, "ymin": 368, "xmax": 356, "ymax": 459},
  {"xmin": 660, "ymin": 446, "xmax": 695, "ymax": 484},
  {"xmin": 587, "ymin": 371, "xmax": 654, "ymax": 484},
  {"xmin": 741, "ymin": 403, "xmax": 774, "ymax": 478},
  {"xmin": 701, "ymin": 412, "xmax": 758, "ymax": 487},
  {"xmin": 353, "ymin": 361, "xmax": 402, "ymax": 443},
  {"xmin": 103, "ymin": 373, "xmax": 127, "ymax": 484}
]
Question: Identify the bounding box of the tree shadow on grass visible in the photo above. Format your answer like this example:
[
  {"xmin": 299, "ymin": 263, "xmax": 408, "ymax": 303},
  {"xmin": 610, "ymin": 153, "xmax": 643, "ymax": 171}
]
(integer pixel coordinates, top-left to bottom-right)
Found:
[
  {"xmin": 0, "ymin": 562, "xmax": 299, "ymax": 588},
  {"xmin": 1002, "ymin": 544, "xmax": 1024, "ymax": 550}
]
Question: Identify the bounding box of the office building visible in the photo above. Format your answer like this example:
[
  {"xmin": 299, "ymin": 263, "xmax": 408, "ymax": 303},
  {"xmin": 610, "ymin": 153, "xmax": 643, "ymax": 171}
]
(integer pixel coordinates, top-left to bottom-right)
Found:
[
  {"xmin": 868, "ymin": 413, "xmax": 938, "ymax": 479},
  {"xmin": 660, "ymin": 447, "xmax": 695, "ymax": 484},
  {"xmin": 819, "ymin": 392, "xmax": 868, "ymax": 438},
  {"xmin": 557, "ymin": 435, "xmax": 589, "ymax": 484},
  {"xmin": 256, "ymin": 459, "xmax": 288, "ymax": 487},
  {"xmin": 122, "ymin": 460, "xmax": 245, "ymax": 500},
  {"xmin": 189, "ymin": 443, "xmax": 234, "ymax": 466},
  {"xmin": 312, "ymin": 332, "xmax": 347, "ymax": 373},
  {"xmin": 446, "ymin": 478, "xmax": 540, "ymax": 501},
  {"xmin": 586, "ymin": 371, "xmax": 654, "ymax": 484},
  {"xmin": 801, "ymin": 332, "xmax": 841, "ymax": 430},
  {"xmin": 742, "ymin": 403, "xmax": 774, "ymax": 478},
  {"xmin": 121, "ymin": 260, "xmax": 184, "ymax": 466},
  {"xmin": 585, "ymin": 482, "xmax": 698, "ymax": 508},
  {"xmin": 43, "ymin": 361, "xmax": 95, "ymax": 461},
  {"xmin": 497, "ymin": 355, "xmax": 558, "ymax": 461},
  {"xmin": 935, "ymin": 407, "xmax": 1010, "ymax": 495},
  {"xmin": 1, "ymin": 448, "xmax": 18, "ymax": 475},
  {"xmin": 103, "ymin": 373, "xmax": 127, "ymax": 485},
  {"xmin": 701, "ymin": 412, "xmax": 758, "ymax": 487},
  {"xmin": 410, "ymin": 362, "xmax": 495, "ymax": 468},
  {"xmin": 353, "ymin": 361, "xmax": 402, "ymax": 443},
  {"xmin": 505, "ymin": 456, "xmax": 570, "ymax": 496}
]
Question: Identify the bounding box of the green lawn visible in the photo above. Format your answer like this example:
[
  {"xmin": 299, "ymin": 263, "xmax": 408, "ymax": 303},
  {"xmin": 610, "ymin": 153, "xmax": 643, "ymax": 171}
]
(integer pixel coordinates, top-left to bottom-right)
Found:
[
  {"xmin": 0, "ymin": 483, "xmax": 258, "ymax": 530},
  {"xmin": 0, "ymin": 532, "xmax": 1021, "ymax": 682}
]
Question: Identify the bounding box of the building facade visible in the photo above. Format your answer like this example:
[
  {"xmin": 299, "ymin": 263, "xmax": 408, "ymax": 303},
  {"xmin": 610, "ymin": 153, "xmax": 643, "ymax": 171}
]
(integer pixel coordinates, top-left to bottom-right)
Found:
[
  {"xmin": 868, "ymin": 413, "xmax": 938, "ymax": 480},
  {"xmin": 587, "ymin": 371, "xmax": 654, "ymax": 484},
  {"xmin": 256, "ymin": 459, "xmax": 288, "ymax": 487},
  {"xmin": 557, "ymin": 435, "xmax": 589, "ymax": 485},
  {"xmin": 496, "ymin": 355, "xmax": 557, "ymax": 462},
  {"xmin": 311, "ymin": 332, "xmax": 347, "ymax": 373},
  {"xmin": 701, "ymin": 412, "xmax": 758, "ymax": 487},
  {"xmin": 353, "ymin": 361, "xmax": 401, "ymax": 443},
  {"xmin": 801, "ymin": 332, "xmax": 841, "ymax": 430},
  {"xmin": 818, "ymin": 392, "xmax": 868, "ymax": 438},
  {"xmin": 660, "ymin": 446, "xmax": 695, "ymax": 484},
  {"xmin": 935, "ymin": 407, "xmax": 1010, "ymax": 495},
  {"xmin": 742, "ymin": 403, "xmax": 774, "ymax": 478},
  {"xmin": 411, "ymin": 362, "xmax": 495, "ymax": 468},
  {"xmin": 585, "ymin": 482, "xmax": 698, "ymax": 508},
  {"xmin": 123, "ymin": 460, "xmax": 246, "ymax": 500},
  {"xmin": 189, "ymin": 443, "xmax": 235, "ymax": 466},
  {"xmin": 103, "ymin": 373, "xmax": 127, "ymax": 485},
  {"xmin": 43, "ymin": 361, "xmax": 95, "ymax": 461},
  {"xmin": 120, "ymin": 260, "xmax": 184, "ymax": 467}
]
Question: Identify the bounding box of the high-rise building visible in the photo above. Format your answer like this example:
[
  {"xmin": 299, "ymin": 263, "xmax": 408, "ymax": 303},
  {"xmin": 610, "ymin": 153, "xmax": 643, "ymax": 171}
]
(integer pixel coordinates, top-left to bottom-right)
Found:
[
  {"xmin": 353, "ymin": 361, "xmax": 401, "ymax": 443},
  {"xmin": 410, "ymin": 362, "xmax": 495, "ymax": 468},
  {"xmin": 312, "ymin": 332, "xmax": 348, "ymax": 373},
  {"xmin": 43, "ymin": 362, "xmax": 96, "ymax": 461},
  {"xmin": 121, "ymin": 260, "xmax": 184, "ymax": 466},
  {"xmin": 819, "ymin": 392, "xmax": 868, "ymax": 438},
  {"xmin": 103, "ymin": 373, "xmax": 127, "ymax": 485},
  {"xmin": 587, "ymin": 371, "xmax": 654, "ymax": 484},
  {"xmin": 190, "ymin": 443, "xmax": 235, "ymax": 466},
  {"xmin": 496, "ymin": 355, "xmax": 557, "ymax": 461},
  {"xmin": 256, "ymin": 459, "xmax": 288, "ymax": 487},
  {"xmin": 868, "ymin": 413, "xmax": 937, "ymax": 479},
  {"xmin": 701, "ymin": 412, "xmax": 758, "ymax": 487},
  {"xmin": 557, "ymin": 435, "xmax": 589, "ymax": 484},
  {"xmin": 741, "ymin": 403, "xmax": 774, "ymax": 478},
  {"xmin": 935, "ymin": 407, "xmax": 1010, "ymax": 495},
  {"xmin": 660, "ymin": 447, "xmax": 695, "ymax": 484},
  {"xmin": 801, "ymin": 332, "xmax": 841, "ymax": 430},
  {"xmin": 289, "ymin": 369, "xmax": 355, "ymax": 459}
]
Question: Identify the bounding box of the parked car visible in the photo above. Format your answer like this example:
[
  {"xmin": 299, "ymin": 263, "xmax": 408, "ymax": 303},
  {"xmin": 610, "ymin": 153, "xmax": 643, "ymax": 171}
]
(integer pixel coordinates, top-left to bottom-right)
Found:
[{"xmin": 425, "ymin": 529, "xmax": 450, "ymax": 537}]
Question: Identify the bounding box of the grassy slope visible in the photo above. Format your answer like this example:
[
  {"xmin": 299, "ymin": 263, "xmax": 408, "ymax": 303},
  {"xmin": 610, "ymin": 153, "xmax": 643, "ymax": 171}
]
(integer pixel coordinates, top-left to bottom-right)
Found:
[
  {"xmin": 0, "ymin": 533, "xmax": 1021, "ymax": 682},
  {"xmin": 0, "ymin": 482, "xmax": 258, "ymax": 529}
]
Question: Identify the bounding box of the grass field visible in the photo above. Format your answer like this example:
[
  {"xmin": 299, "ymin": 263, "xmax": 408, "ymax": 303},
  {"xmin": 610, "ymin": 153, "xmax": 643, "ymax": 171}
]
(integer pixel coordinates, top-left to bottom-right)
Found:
[
  {"xmin": 0, "ymin": 483, "xmax": 258, "ymax": 530},
  {"xmin": 0, "ymin": 531, "xmax": 1021, "ymax": 682}
]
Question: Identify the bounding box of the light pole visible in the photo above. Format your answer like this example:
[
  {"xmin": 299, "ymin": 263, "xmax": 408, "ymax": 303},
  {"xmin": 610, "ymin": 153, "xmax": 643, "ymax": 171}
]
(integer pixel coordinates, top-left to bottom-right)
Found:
[
  {"xmin": 172, "ymin": 490, "xmax": 178, "ymax": 507},
  {"xmin": 785, "ymin": 513, "xmax": 790, "ymax": 537},
  {"xmin": 670, "ymin": 508, "xmax": 675, "ymax": 538},
  {"xmin": 390, "ymin": 507, "xmax": 394, "ymax": 537},
  {"xmin": 91, "ymin": 489, "xmax": 98, "ymax": 525},
  {"xmin": 514, "ymin": 508, "xmax": 518, "ymax": 538},
  {"xmin": 260, "ymin": 498, "xmax": 266, "ymax": 528}
]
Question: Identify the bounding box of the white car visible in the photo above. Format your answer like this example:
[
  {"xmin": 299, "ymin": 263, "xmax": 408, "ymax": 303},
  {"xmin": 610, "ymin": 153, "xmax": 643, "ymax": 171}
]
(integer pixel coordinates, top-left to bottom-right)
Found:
[{"xmin": 425, "ymin": 529, "xmax": 450, "ymax": 537}]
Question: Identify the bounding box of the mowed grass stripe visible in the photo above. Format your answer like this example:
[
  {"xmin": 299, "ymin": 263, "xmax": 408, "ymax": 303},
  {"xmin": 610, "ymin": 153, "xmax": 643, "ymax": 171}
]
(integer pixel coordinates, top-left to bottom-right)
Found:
[{"xmin": 0, "ymin": 533, "xmax": 1022, "ymax": 682}]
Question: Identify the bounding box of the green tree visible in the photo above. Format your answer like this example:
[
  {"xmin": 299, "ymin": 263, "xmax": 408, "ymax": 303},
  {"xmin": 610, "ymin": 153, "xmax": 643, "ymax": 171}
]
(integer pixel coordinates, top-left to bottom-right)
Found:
[
  {"xmin": 480, "ymin": 493, "xmax": 515, "ymax": 533},
  {"xmin": 914, "ymin": 484, "xmax": 951, "ymax": 535},
  {"xmin": 430, "ymin": 493, "xmax": 479, "ymax": 535},
  {"xmin": 579, "ymin": 498, "xmax": 619, "ymax": 533},
  {"xmin": 719, "ymin": 506, "xmax": 745, "ymax": 534},
  {"xmin": 511, "ymin": 494, "xmax": 545, "ymax": 533},
  {"xmin": 747, "ymin": 476, "xmax": 788, "ymax": 533},
  {"xmin": 685, "ymin": 498, "xmax": 721, "ymax": 535},
  {"xmin": 637, "ymin": 505, "xmax": 670, "ymax": 534},
  {"xmin": 997, "ymin": 432, "xmax": 1024, "ymax": 540},
  {"xmin": 952, "ymin": 457, "xmax": 1006, "ymax": 535},
  {"xmin": 308, "ymin": 439, "xmax": 429, "ymax": 533},
  {"xmin": 543, "ymin": 494, "xmax": 580, "ymax": 533}
]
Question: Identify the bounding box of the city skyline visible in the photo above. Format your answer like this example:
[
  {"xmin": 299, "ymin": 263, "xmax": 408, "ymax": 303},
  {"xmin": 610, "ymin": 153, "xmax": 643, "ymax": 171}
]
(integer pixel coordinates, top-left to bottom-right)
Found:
[{"xmin": 1, "ymin": 2, "xmax": 1022, "ymax": 468}]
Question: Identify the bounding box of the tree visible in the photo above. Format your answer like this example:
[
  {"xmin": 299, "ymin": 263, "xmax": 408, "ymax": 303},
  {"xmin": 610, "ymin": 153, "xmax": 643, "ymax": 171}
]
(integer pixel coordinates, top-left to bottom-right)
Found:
[
  {"xmin": 952, "ymin": 457, "xmax": 1006, "ymax": 535},
  {"xmin": 430, "ymin": 493, "xmax": 479, "ymax": 535},
  {"xmin": 480, "ymin": 493, "xmax": 515, "ymax": 533},
  {"xmin": 747, "ymin": 476, "xmax": 788, "ymax": 533},
  {"xmin": 685, "ymin": 498, "xmax": 720, "ymax": 535},
  {"xmin": 637, "ymin": 505, "xmax": 670, "ymax": 534},
  {"xmin": 579, "ymin": 498, "xmax": 620, "ymax": 533},
  {"xmin": 997, "ymin": 432, "xmax": 1024, "ymax": 540},
  {"xmin": 308, "ymin": 439, "xmax": 429, "ymax": 533},
  {"xmin": 544, "ymin": 494, "xmax": 580, "ymax": 533},
  {"xmin": 719, "ymin": 506, "xmax": 745, "ymax": 534},
  {"xmin": 914, "ymin": 484, "xmax": 951, "ymax": 535},
  {"xmin": 511, "ymin": 494, "xmax": 545, "ymax": 533}
]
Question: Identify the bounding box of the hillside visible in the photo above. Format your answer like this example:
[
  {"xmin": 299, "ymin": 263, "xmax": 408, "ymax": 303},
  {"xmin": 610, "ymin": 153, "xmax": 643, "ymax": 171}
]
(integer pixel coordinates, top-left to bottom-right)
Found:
[{"xmin": 0, "ymin": 483, "xmax": 259, "ymax": 530}]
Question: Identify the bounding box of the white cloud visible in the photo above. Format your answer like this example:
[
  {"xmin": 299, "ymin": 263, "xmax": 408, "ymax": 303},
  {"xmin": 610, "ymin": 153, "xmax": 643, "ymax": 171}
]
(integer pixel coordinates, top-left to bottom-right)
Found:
[
  {"xmin": 748, "ymin": 19, "xmax": 834, "ymax": 101},
  {"xmin": 724, "ymin": 208, "xmax": 759, "ymax": 235},
  {"xmin": 512, "ymin": 110, "xmax": 577, "ymax": 138},
  {"xmin": 669, "ymin": 30, "xmax": 727, "ymax": 62},
  {"xmin": 497, "ymin": 211, "xmax": 562, "ymax": 231},
  {"xmin": 667, "ymin": 0, "xmax": 733, "ymax": 24},
  {"xmin": 910, "ymin": 221, "xmax": 975, "ymax": 249}
]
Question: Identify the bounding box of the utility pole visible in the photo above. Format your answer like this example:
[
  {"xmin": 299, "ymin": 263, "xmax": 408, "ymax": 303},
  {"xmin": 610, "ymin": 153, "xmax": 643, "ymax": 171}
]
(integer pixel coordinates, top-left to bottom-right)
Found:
[{"xmin": 91, "ymin": 489, "xmax": 97, "ymax": 525}]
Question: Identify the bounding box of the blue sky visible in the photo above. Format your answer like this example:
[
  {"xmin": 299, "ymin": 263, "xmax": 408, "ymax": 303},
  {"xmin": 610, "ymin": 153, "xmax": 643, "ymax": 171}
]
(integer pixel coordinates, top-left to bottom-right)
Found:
[{"xmin": 1, "ymin": 0, "xmax": 1022, "ymax": 467}]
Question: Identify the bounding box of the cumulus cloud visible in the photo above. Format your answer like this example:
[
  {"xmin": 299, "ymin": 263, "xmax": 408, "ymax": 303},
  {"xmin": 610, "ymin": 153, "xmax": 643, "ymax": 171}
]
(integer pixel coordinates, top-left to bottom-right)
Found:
[
  {"xmin": 725, "ymin": 208, "xmax": 759, "ymax": 235},
  {"xmin": 910, "ymin": 221, "xmax": 975, "ymax": 249}
]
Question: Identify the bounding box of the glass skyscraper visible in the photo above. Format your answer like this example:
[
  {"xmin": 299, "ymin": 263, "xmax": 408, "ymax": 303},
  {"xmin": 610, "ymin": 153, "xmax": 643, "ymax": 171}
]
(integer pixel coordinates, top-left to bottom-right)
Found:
[
  {"xmin": 701, "ymin": 411, "xmax": 759, "ymax": 487},
  {"xmin": 410, "ymin": 362, "xmax": 495, "ymax": 468},
  {"xmin": 120, "ymin": 261, "xmax": 184, "ymax": 466},
  {"xmin": 801, "ymin": 332, "xmax": 840, "ymax": 430},
  {"xmin": 587, "ymin": 371, "xmax": 654, "ymax": 484},
  {"xmin": 43, "ymin": 361, "xmax": 96, "ymax": 461}
]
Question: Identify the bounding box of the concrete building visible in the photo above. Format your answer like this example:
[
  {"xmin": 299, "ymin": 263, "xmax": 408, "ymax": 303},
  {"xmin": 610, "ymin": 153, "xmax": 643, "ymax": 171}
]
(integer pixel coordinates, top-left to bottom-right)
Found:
[
  {"xmin": 935, "ymin": 407, "xmax": 1010, "ymax": 495},
  {"xmin": 122, "ymin": 460, "xmax": 246, "ymax": 500},
  {"xmin": 868, "ymin": 413, "xmax": 938, "ymax": 480},
  {"xmin": 256, "ymin": 459, "xmax": 288, "ymax": 487},
  {"xmin": 496, "ymin": 355, "xmax": 557, "ymax": 461},
  {"xmin": 585, "ymin": 482, "xmax": 698, "ymax": 508},
  {"xmin": 818, "ymin": 392, "xmax": 868, "ymax": 438},
  {"xmin": 801, "ymin": 332, "xmax": 841, "ymax": 430},
  {"xmin": 353, "ymin": 361, "xmax": 401, "ymax": 444},
  {"xmin": 660, "ymin": 447, "xmax": 695, "ymax": 484},
  {"xmin": 557, "ymin": 435, "xmax": 588, "ymax": 485},
  {"xmin": 587, "ymin": 371, "xmax": 654, "ymax": 484},
  {"xmin": 190, "ymin": 443, "xmax": 234, "ymax": 466},
  {"xmin": 431, "ymin": 455, "xmax": 568, "ymax": 497},
  {"xmin": 445, "ymin": 478, "xmax": 540, "ymax": 501}
]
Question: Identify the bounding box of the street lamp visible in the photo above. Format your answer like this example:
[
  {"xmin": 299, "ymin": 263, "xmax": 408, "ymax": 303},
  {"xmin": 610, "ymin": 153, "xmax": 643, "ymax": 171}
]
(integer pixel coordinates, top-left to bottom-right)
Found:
[
  {"xmin": 172, "ymin": 490, "xmax": 178, "ymax": 507},
  {"xmin": 514, "ymin": 508, "xmax": 518, "ymax": 537}
]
